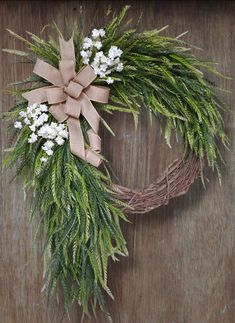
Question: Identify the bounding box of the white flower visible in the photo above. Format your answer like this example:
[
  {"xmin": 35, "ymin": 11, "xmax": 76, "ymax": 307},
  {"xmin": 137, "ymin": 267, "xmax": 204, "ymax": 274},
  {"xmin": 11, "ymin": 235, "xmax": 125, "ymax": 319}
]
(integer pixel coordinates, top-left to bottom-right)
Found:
[
  {"xmin": 33, "ymin": 107, "xmax": 42, "ymax": 116},
  {"xmin": 40, "ymin": 113, "xmax": 49, "ymax": 122},
  {"xmin": 91, "ymin": 64, "xmax": 101, "ymax": 75},
  {"xmin": 47, "ymin": 128, "xmax": 57, "ymax": 140},
  {"xmin": 96, "ymin": 51, "xmax": 104, "ymax": 58},
  {"xmin": 80, "ymin": 50, "xmax": 89, "ymax": 58},
  {"xmin": 14, "ymin": 121, "xmax": 22, "ymax": 129},
  {"xmin": 108, "ymin": 46, "xmax": 123, "ymax": 59},
  {"xmin": 23, "ymin": 118, "xmax": 30, "ymax": 125},
  {"xmin": 83, "ymin": 37, "xmax": 93, "ymax": 49},
  {"xmin": 106, "ymin": 77, "xmax": 114, "ymax": 84},
  {"xmin": 50, "ymin": 122, "xmax": 57, "ymax": 128},
  {"xmin": 42, "ymin": 141, "xmax": 54, "ymax": 156},
  {"xmin": 93, "ymin": 41, "xmax": 102, "ymax": 50},
  {"xmin": 44, "ymin": 140, "xmax": 54, "ymax": 149},
  {"xmin": 101, "ymin": 55, "xmax": 110, "ymax": 64},
  {"xmin": 27, "ymin": 104, "xmax": 36, "ymax": 115},
  {"xmin": 38, "ymin": 123, "xmax": 57, "ymax": 140},
  {"xmin": 100, "ymin": 63, "xmax": 108, "ymax": 72},
  {"xmin": 99, "ymin": 28, "xmax": 105, "ymax": 37},
  {"xmin": 55, "ymin": 136, "xmax": 65, "ymax": 145},
  {"xmin": 82, "ymin": 58, "xmax": 89, "ymax": 65},
  {"xmin": 45, "ymin": 149, "xmax": 53, "ymax": 156},
  {"xmin": 19, "ymin": 111, "xmax": 27, "ymax": 118},
  {"xmin": 38, "ymin": 124, "xmax": 50, "ymax": 138},
  {"xmin": 116, "ymin": 62, "xmax": 124, "ymax": 72},
  {"xmin": 29, "ymin": 124, "xmax": 36, "ymax": 132},
  {"xmin": 91, "ymin": 28, "xmax": 100, "ymax": 39},
  {"xmin": 80, "ymin": 31, "xmax": 123, "ymax": 85},
  {"xmin": 28, "ymin": 133, "xmax": 38, "ymax": 143},
  {"xmin": 37, "ymin": 124, "xmax": 48, "ymax": 137},
  {"xmin": 99, "ymin": 71, "xmax": 106, "ymax": 78},
  {"xmin": 58, "ymin": 129, "xmax": 68, "ymax": 139},
  {"xmin": 40, "ymin": 157, "xmax": 47, "ymax": 163},
  {"xmin": 40, "ymin": 104, "xmax": 48, "ymax": 112},
  {"xmin": 56, "ymin": 124, "xmax": 66, "ymax": 132}
]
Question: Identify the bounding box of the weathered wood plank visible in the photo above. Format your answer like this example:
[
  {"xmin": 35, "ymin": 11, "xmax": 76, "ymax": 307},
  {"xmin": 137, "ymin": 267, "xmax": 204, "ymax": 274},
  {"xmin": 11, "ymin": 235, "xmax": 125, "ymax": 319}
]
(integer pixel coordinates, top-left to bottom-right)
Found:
[{"xmin": 1, "ymin": 1, "xmax": 234, "ymax": 322}]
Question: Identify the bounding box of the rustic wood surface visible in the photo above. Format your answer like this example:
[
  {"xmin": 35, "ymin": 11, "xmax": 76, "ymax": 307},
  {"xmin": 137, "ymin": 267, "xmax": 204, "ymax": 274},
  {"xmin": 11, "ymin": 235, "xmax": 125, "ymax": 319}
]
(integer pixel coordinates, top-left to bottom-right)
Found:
[{"xmin": 0, "ymin": 1, "xmax": 234, "ymax": 322}]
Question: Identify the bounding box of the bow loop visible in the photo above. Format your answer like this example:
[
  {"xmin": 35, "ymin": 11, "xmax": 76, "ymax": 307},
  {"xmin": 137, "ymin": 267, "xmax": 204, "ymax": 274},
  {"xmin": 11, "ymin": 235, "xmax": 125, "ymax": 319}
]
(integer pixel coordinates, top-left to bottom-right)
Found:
[
  {"xmin": 74, "ymin": 65, "xmax": 97, "ymax": 88},
  {"xmin": 59, "ymin": 60, "xmax": 75, "ymax": 85},
  {"xmin": 46, "ymin": 87, "xmax": 66, "ymax": 105},
  {"xmin": 22, "ymin": 36, "xmax": 110, "ymax": 167},
  {"xmin": 33, "ymin": 59, "xmax": 64, "ymax": 87}
]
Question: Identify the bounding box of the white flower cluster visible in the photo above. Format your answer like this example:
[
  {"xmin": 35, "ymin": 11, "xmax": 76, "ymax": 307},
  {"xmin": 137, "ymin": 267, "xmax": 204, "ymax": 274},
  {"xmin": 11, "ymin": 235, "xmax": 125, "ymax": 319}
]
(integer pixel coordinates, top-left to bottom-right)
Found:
[
  {"xmin": 14, "ymin": 103, "xmax": 68, "ymax": 163},
  {"xmin": 80, "ymin": 28, "xmax": 124, "ymax": 84}
]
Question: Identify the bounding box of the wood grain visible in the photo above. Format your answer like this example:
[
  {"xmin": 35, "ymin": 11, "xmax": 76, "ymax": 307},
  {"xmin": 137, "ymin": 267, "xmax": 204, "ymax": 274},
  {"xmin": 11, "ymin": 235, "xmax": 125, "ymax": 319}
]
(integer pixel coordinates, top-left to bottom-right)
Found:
[{"xmin": 1, "ymin": 1, "xmax": 234, "ymax": 322}]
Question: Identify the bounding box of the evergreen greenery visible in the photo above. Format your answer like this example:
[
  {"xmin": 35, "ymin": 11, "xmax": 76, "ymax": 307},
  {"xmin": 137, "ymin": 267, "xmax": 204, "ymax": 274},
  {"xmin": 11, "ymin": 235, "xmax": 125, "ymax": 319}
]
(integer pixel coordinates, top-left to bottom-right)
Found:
[{"xmin": 4, "ymin": 5, "xmax": 228, "ymax": 320}]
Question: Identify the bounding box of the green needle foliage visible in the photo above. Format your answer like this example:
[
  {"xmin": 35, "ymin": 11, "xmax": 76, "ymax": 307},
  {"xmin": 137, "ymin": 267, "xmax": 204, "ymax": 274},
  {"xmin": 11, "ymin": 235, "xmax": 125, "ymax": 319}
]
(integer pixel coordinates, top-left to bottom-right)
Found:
[
  {"xmin": 5, "ymin": 124, "xmax": 128, "ymax": 320},
  {"xmin": 4, "ymin": 5, "xmax": 228, "ymax": 321},
  {"xmin": 98, "ymin": 6, "xmax": 228, "ymax": 178}
]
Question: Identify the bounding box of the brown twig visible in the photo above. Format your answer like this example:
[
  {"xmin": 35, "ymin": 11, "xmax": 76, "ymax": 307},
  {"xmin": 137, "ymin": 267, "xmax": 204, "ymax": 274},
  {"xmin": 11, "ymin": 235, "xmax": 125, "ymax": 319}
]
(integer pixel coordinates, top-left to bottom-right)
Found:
[{"xmin": 112, "ymin": 150, "xmax": 200, "ymax": 214}]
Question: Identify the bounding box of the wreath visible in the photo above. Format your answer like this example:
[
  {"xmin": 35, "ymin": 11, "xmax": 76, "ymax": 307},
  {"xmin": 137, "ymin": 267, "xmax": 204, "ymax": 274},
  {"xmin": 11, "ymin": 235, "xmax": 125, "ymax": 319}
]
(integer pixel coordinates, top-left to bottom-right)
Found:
[{"xmin": 4, "ymin": 6, "xmax": 228, "ymax": 321}]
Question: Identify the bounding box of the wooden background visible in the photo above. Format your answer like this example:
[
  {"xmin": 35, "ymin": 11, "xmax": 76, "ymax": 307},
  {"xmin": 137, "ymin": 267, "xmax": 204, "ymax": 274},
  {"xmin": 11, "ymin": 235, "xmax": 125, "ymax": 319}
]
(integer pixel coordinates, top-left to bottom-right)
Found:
[{"xmin": 0, "ymin": 1, "xmax": 234, "ymax": 322}]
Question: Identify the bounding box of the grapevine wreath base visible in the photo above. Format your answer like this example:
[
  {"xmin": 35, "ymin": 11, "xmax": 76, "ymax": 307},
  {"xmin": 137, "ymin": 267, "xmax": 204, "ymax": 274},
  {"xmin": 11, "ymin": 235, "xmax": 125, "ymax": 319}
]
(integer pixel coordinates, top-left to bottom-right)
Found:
[
  {"xmin": 113, "ymin": 149, "xmax": 200, "ymax": 214},
  {"xmin": 4, "ymin": 5, "xmax": 228, "ymax": 321}
]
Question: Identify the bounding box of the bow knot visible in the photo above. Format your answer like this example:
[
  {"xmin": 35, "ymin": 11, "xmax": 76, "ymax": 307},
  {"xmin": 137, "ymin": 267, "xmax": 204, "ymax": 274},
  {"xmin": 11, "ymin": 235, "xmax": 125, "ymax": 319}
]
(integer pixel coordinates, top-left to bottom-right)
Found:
[
  {"xmin": 22, "ymin": 37, "xmax": 110, "ymax": 167},
  {"xmin": 64, "ymin": 81, "xmax": 83, "ymax": 99}
]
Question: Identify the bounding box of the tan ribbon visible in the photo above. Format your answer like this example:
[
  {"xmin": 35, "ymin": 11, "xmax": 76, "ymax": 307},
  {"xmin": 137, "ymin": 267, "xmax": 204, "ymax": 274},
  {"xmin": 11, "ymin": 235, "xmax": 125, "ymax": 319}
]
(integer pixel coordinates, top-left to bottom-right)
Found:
[{"xmin": 22, "ymin": 37, "xmax": 110, "ymax": 167}]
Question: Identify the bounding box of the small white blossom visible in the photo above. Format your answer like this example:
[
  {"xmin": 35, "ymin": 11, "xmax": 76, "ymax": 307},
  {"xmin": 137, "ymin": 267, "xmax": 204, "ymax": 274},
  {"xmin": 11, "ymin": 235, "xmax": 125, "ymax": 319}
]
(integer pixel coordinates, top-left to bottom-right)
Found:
[
  {"xmin": 14, "ymin": 121, "xmax": 22, "ymax": 129},
  {"xmin": 28, "ymin": 133, "xmax": 38, "ymax": 144},
  {"xmin": 27, "ymin": 104, "xmax": 36, "ymax": 114},
  {"xmin": 100, "ymin": 63, "xmax": 108, "ymax": 72},
  {"xmin": 108, "ymin": 46, "xmax": 123, "ymax": 59},
  {"xmin": 19, "ymin": 111, "xmax": 27, "ymax": 118},
  {"xmin": 83, "ymin": 37, "xmax": 93, "ymax": 49},
  {"xmin": 29, "ymin": 124, "xmax": 36, "ymax": 132},
  {"xmin": 116, "ymin": 62, "xmax": 124, "ymax": 72},
  {"xmin": 40, "ymin": 156, "xmax": 48, "ymax": 163},
  {"xmin": 50, "ymin": 122, "xmax": 57, "ymax": 129},
  {"xmin": 55, "ymin": 136, "xmax": 65, "ymax": 145},
  {"xmin": 106, "ymin": 77, "xmax": 114, "ymax": 84},
  {"xmin": 40, "ymin": 113, "xmax": 49, "ymax": 122},
  {"xmin": 96, "ymin": 51, "xmax": 104, "ymax": 58},
  {"xmin": 83, "ymin": 58, "xmax": 89, "ymax": 65},
  {"xmin": 80, "ymin": 30, "xmax": 123, "ymax": 82},
  {"xmin": 93, "ymin": 41, "xmax": 102, "ymax": 50},
  {"xmin": 17, "ymin": 103, "xmax": 68, "ymax": 158},
  {"xmin": 45, "ymin": 149, "xmax": 53, "ymax": 156},
  {"xmin": 99, "ymin": 28, "xmax": 105, "ymax": 37},
  {"xmin": 42, "ymin": 142, "xmax": 54, "ymax": 155},
  {"xmin": 58, "ymin": 129, "xmax": 69, "ymax": 139},
  {"xmin": 44, "ymin": 140, "xmax": 54, "ymax": 149},
  {"xmin": 24, "ymin": 118, "xmax": 31, "ymax": 125},
  {"xmin": 80, "ymin": 50, "xmax": 89, "ymax": 58},
  {"xmin": 91, "ymin": 28, "xmax": 100, "ymax": 39},
  {"xmin": 40, "ymin": 104, "xmax": 48, "ymax": 112}
]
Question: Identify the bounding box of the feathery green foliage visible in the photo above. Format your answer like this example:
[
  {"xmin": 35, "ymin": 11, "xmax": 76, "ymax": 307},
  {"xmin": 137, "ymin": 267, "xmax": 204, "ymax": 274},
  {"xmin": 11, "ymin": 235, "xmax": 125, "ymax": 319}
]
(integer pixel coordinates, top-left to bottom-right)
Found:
[{"xmin": 4, "ymin": 5, "xmax": 228, "ymax": 320}]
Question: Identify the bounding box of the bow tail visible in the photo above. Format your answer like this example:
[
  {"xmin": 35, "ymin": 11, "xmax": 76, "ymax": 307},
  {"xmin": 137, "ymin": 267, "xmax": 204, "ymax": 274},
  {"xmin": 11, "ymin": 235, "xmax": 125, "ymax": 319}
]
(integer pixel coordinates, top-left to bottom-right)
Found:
[
  {"xmin": 67, "ymin": 117, "xmax": 101, "ymax": 167},
  {"xmin": 67, "ymin": 117, "xmax": 86, "ymax": 160},
  {"xmin": 80, "ymin": 93, "xmax": 100, "ymax": 132}
]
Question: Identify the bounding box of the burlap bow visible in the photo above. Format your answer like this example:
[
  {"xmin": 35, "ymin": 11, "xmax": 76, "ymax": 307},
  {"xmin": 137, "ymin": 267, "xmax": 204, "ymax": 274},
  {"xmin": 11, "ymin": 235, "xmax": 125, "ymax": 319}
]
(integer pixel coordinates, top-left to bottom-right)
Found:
[{"xmin": 22, "ymin": 37, "xmax": 110, "ymax": 167}]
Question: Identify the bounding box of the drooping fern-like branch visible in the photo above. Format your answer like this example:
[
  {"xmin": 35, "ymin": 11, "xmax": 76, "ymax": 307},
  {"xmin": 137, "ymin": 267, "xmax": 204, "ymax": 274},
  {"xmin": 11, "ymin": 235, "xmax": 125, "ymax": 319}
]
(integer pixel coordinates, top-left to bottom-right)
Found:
[{"xmin": 5, "ymin": 123, "xmax": 128, "ymax": 319}]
